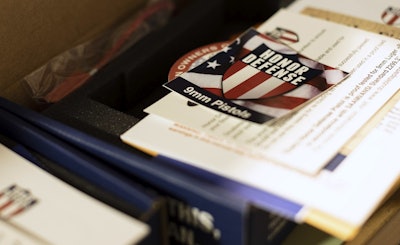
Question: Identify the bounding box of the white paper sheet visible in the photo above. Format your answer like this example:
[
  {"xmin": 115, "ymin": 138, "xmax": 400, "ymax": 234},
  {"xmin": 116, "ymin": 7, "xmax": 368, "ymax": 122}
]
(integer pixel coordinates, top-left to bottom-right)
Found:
[{"xmin": 0, "ymin": 144, "xmax": 149, "ymax": 245}]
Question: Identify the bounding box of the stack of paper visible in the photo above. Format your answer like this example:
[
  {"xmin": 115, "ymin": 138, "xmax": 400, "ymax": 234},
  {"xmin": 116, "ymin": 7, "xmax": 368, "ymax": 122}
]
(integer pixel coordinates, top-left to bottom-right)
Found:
[{"xmin": 120, "ymin": 1, "xmax": 400, "ymax": 241}]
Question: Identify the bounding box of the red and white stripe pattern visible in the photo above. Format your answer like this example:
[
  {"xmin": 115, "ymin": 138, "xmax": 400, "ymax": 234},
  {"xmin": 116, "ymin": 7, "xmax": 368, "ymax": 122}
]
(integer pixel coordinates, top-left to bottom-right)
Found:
[
  {"xmin": 382, "ymin": 6, "xmax": 400, "ymax": 26},
  {"xmin": 267, "ymin": 27, "xmax": 299, "ymax": 44},
  {"xmin": 180, "ymin": 29, "xmax": 348, "ymax": 118},
  {"xmin": 222, "ymin": 64, "xmax": 299, "ymax": 100},
  {"xmin": 235, "ymin": 65, "xmax": 346, "ymax": 117},
  {"xmin": 222, "ymin": 34, "xmax": 309, "ymax": 100},
  {"xmin": 0, "ymin": 185, "xmax": 38, "ymax": 219}
]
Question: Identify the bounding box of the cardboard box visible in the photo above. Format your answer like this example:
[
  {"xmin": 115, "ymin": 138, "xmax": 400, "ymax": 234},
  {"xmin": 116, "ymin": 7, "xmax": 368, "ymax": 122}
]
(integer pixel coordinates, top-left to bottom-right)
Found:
[{"xmin": 0, "ymin": 0, "xmax": 147, "ymax": 109}]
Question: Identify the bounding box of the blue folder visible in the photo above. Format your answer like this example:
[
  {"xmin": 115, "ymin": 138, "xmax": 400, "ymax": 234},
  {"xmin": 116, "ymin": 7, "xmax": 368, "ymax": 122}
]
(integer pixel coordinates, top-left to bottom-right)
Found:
[
  {"xmin": 0, "ymin": 97, "xmax": 297, "ymax": 245},
  {"xmin": 0, "ymin": 112, "xmax": 167, "ymax": 245}
]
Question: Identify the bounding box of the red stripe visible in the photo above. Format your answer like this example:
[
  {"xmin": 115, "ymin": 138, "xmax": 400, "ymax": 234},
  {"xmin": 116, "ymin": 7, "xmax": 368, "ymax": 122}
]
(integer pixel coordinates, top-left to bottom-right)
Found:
[
  {"xmin": 280, "ymin": 36, "xmax": 297, "ymax": 43},
  {"xmin": 223, "ymin": 61, "xmax": 248, "ymax": 81},
  {"xmin": 0, "ymin": 200, "xmax": 13, "ymax": 211},
  {"xmin": 388, "ymin": 15, "xmax": 399, "ymax": 25},
  {"xmin": 261, "ymin": 82, "xmax": 297, "ymax": 98},
  {"xmin": 306, "ymin": 75, "xmax": 328, "ymax": 90},
  {"xmin": 8, "ymin": 206, "xmax": 24, "ymax": 217},
  {"xmin": 236, "ymin": 48, "xmax": 252, "ymax": 60},
  {"xmin": 204, "ymin": 88, "xmax": 224, "ymax": 97},
  {"xmin": 258, "ymin": 34, "xmax": 279, "ymax": 43},
  {"xmin": 224, "ymin": 71, "xmax": 272, "ymax": 99},
  {"xmin": 255, "ymin": 96, "xmax": 308, "ymax": 110}
]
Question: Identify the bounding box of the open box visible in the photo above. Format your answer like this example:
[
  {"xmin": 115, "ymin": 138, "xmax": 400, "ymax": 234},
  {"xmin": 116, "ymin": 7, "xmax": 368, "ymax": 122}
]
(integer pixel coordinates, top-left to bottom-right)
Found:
[{"xmin": 41, "ymin": 1, "xmax": 298, "ymax": 245}]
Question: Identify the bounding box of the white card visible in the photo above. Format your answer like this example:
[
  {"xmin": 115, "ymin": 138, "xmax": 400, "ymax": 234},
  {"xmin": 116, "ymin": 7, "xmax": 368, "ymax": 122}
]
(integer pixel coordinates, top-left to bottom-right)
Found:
[{"xmin": 0, "ymin": 144, "xmax": 150, "ymax": 245}]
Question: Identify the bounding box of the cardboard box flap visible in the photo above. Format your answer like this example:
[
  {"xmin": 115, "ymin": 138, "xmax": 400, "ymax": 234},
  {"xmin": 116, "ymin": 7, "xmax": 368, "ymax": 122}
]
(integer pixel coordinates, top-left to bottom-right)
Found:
[{"xmin": 0, "ymin": 0, "xmax": 146, "ymax": 107}]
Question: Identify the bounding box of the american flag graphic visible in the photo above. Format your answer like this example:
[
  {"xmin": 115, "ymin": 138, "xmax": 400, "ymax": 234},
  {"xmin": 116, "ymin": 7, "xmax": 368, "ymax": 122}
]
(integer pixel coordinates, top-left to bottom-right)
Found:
[
  {"xmin": 173, "ymin": 28, "xmax": 348, "ymax": 119},
  {"xmin": 221, "ymin": 43, "xmax": 324, "ymax": 100},
  {"xmin": 0, "ymin": 185, "xmax": 38, "ymax": 219},
  {"xmin": 381, "ymin": 6, "xmax": 400, "ymax": 26}
]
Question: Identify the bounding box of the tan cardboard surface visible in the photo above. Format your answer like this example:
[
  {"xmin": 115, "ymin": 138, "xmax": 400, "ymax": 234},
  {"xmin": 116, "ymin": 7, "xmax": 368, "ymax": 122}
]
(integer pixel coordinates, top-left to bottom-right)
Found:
[{"xmin": 0, "ymin": 0, "xmax": 146, "ymax": 109}]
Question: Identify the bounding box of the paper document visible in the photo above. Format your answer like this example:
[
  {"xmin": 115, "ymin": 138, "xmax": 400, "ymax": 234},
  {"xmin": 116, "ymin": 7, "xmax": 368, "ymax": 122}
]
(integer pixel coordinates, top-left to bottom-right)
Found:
[
  {"xmin": 0, "ymin": 144, "xmax": 149, "ymax": 245},
  {"xmin": 288, "ymin": 0, "xmax": 400, "ymax": 37},
  {"xmin": 121, "ymin": 9, "xmax": 400, "ymax": 240},
  {"xmin": 145, "ymin": 10, "xmax": 400, "ymax": 175}
]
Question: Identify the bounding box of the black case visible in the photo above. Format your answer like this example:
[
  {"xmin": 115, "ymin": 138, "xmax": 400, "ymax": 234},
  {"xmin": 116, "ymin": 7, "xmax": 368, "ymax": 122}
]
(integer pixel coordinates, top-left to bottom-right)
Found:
[{"xmin": 44, "ymin": 0, "xmax": 279, "ymax": 139}]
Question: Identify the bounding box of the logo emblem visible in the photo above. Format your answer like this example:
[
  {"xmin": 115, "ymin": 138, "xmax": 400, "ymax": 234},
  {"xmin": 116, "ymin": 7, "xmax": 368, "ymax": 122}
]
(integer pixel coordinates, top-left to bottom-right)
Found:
[
  {"xmin": 0, "ymin": 184, "xmax": 38, "ymax": 219},
  {"xmin": 382, "ymin": 7, "xmax": 400, "ymax": 26},
  {"xmin": 266, "ymin": 27, "xmax": 299, "ymax": 44},
  {"xmin": 222, "ymin": 43, "xmax": 322, "ymax": 100},
  {"xmin": 165, "ymin": 28, "xmax": 348, "ymax": 122}
]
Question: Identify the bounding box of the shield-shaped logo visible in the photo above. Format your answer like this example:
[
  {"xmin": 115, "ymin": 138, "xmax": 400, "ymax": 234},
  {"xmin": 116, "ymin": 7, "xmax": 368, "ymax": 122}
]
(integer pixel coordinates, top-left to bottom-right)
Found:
[
  {"xmin": 266, "ymin": 27, "xmax": 299, "ymax": 44},
  {"xmin": 382, "ymin": 6, "xmax": 400, "ymax": 26},
  {"xmin": 0, "ymin": 184, "xmax": 38, "ymax": 219},
  {"xmin": 222, "ymin": 43, "xmax": 322, "ymax": 100}
]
